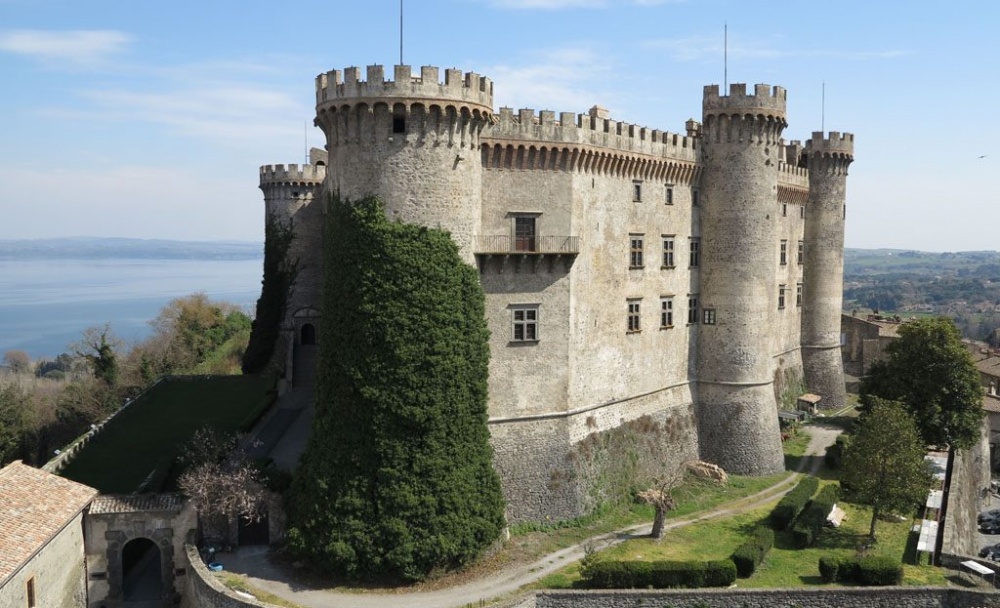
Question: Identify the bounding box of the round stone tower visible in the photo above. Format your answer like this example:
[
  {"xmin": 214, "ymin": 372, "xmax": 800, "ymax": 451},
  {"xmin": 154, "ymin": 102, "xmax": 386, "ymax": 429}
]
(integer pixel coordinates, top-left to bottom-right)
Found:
[
  {"xmin": 314, "ymin": 65, "xmax": 493, "ymax": 263},
  {"xmin": 802, "ymin": 132, "xmax": 854, "ymax": 409},
  {"xmin": 259, "ymin": 161, "xmax": 326, "ymax": 379},
  {"xmin": 695, "ymin": 83, "xmax": 787, "ymax": 476}
]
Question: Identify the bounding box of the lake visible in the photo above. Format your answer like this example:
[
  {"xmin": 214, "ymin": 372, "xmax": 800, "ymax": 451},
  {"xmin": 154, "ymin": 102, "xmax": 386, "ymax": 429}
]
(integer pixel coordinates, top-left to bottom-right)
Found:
[{"xmin": 0, "ymin": 258, "xmax": 264, "ymax": 360}]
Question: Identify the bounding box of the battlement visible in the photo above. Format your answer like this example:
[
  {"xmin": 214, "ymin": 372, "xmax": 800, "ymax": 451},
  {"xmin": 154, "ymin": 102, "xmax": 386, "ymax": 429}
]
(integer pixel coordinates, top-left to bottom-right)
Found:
[
  {"xmin": 703, "ymin": 83, "xmax": 786, "ymax": 117},
  {"xmin": 259, "ymin": 164, "xmax": 326, "ymax": 186},
  {"xmin": 316, "ymin": 64, "xmax": 493, "ymax": 111},
  {"xmin": 806, "ymin": 131, "xmax": 854, "ymax": 157},
  {"xmin": 487, "ymin": 106, "xmax": 698, "ymax": 162}
]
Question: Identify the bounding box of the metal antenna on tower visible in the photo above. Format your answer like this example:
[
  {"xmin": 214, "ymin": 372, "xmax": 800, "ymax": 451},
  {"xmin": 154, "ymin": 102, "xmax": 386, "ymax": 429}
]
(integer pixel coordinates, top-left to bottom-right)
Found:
[
  {"xmin": 724, "ymin": 22, "xmax": 728, "ymax": 90},
  {"xmin": 304, "ymin": 120, "xmax": 308, "ymax": 164},
  {"xmin": 821, "ymin": 81, "xmax": 826, "ymax": 133},
  {"xmin": 400, "ymin": 0, "xmax": 404, "ymax": 66}
]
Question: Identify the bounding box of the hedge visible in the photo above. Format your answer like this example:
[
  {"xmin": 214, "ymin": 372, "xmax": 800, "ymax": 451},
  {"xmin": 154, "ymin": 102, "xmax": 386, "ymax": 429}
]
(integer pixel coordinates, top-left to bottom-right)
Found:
[
  {"xmin": 731, "ymin": 526, "xmax": 775, "ymax": 577},
  {"xmin": 583, "ymin": 559, "xmax": 737, "ymax": 589},
  {"xmin": 792, "ymin": 484, "xmax": 841, "ymax": 548},
  {"xmin": 819, "ymin": 555, "xmax": 902, "ymax": 585},
  {"xmin": 770, "ymin": 476, "xmax": 819, "ymax": 530}
]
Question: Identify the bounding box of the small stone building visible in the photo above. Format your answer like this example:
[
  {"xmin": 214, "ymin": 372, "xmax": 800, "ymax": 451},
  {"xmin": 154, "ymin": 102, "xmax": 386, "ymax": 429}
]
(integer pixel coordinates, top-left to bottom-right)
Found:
[
  {"xmin": 0, "ymin": 460, "xmax": 97, "ymax": 608},
  {"xmin": 840, "ymin": 313, "xmax": 902, "ymax": 377}
]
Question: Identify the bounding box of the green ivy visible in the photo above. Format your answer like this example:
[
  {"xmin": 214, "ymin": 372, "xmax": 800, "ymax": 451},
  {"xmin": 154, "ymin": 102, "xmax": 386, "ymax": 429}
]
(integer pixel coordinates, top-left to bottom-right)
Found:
[
  {"xmin": 242, "ymin": 213, "xmax": 298, "ymax": 375},
  {"xmin": 286, "ymin": 196, "xmax": 505, "ymax": 582}
]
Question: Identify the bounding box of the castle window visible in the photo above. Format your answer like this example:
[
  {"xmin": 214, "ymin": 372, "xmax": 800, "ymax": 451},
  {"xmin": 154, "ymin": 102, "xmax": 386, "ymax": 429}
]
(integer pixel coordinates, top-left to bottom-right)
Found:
[
  {"xmin": 392, "ymin": 105, "xmax": 406, "ymax": 134},
  {"xmin": 513, "ymin": 216, "xmax": 537, "ymax": 252},
  {"xmin": 780, "ymin": 240, "xmax": 788, "ymax": 266},
  {"xmin": 796, "ymin": 283, "xmax": 803, "ymax": 307},
  {"xmin": 692, "ymin": 189, "xmax": 700, "ymax": 206},
  {"xmin": 702, "ymin": 308, "xmax": 716, "ymax": 325},
  {"xmin": 797, "ymin": 240, "xmax": 804, "ymax": 265},
  {"xmin": 629, "ymin": 234, "xmax": 644, "ymax": 269},
  {"xmin": 633, "ymin": 180, "xmax": 643, "ymax": 202},
  {"xmin": 627, "ymin": 299, "xmax": 642, "ymax": 333},
  {"xmin": 26, "ymin": 576, "xmax": 35, "ymax": 607},
  {"xmin": 511, "ymin": 306, "xmax": 539, "ymax": 342},
  {"xmin": 665, "ymin": 184, "xmax": 674, "ymax": 205},
  {"xmin": 782, "ymin": 203, "xmax": 788, "ymax": 217},
  {"xmin": 662, "ymin": 236, "xmax": 675, "ymax": 268},
  {"xmin": 778, "ymin": 284, "xmax": 786, "ymax": 310},
  {"xmin": 689, "ymin": 238, "xmax": 700, "ymax": 268},
  {"xmin": 800, "ymin": 205, "xmax": 805, "ymax": 219},
  {"xmin": 687, "ymin": 296, "xmax": 699, "ymax": 324},
  {"xmin": 660, "ymin": 297, "xmax": 674, "ymax": 329}
]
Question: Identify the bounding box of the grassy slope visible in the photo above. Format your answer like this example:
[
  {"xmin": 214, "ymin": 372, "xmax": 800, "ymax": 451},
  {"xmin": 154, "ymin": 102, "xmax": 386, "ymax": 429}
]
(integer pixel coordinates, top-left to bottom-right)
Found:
[{"xmin": 58, "ymin": 375, "xmax": 273, "ymax": 493}]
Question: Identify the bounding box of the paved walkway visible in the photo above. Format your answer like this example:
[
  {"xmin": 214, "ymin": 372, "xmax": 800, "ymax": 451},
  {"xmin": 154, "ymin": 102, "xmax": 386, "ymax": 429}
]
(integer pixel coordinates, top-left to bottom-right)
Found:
[{"xmin": 213, "ymin": 422, "xmax": 842, "ymax": 608}]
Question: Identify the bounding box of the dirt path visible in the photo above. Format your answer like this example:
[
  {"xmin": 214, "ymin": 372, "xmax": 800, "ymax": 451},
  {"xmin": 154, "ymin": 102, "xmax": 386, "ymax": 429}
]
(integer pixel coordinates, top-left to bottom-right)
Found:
[{"xmin": 217, "ymin": 422, "xmax": 843, "ymax": 608}]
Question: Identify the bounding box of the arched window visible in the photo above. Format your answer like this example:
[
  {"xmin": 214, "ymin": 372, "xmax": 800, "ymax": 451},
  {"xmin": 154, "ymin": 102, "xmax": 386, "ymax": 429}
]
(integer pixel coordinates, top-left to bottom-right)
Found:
[{"xmin": 301, "ymin": 323, "xmax": 316, "ymax": 346}]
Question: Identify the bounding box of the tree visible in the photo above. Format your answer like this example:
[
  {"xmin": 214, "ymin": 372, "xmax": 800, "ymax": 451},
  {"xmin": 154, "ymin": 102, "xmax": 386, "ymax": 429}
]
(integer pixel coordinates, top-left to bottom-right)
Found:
[
  {"xmin": 861, "ymin": 316, "xmax": 984, "ymax": 450},
  {"xmin": 840, "ymin": 398, "xmax": 934, "ymax": 540},
  {"xmin": 0, "ymin": 382, "xmax": 31, "ymax": 465},
  {"xmin": 2, "ymin": 350, "xmax": 31, "ymax": 375},
  {"xmin": 286, "ymin": 196, "xmax": 505, "ymax": 582},
  {"xmin": 73, "ymin": 325, "xmax": 120, "ymax": 386}
]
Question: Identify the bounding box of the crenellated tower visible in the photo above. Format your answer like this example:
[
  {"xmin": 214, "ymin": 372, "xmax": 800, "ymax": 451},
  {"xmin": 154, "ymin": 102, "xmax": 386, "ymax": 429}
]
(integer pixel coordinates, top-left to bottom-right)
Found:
[
  {"xmin": 695, "ymin": 83, "xmax": 787, "ymax": 476},
  {"xmin": 802, "ymin": 132, "xmax": 854, "ymax": 409},
  {"xmin": 314, "ymin": 65, "xmax": 493, "ymax": 262}
]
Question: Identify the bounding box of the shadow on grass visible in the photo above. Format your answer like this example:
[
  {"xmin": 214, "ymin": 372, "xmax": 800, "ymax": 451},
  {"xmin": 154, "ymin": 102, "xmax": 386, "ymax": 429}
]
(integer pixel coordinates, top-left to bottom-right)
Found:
[
  {"xmin": 784, "ymin": 455, "xmax": 805, "ymax": 471},
  {"xmin": 798, "ymin": 575, "xmax": 824, "ymax": 585},
  {"xmin": 946, "ymin": 573, "xmax": 980, "ymax": 588},
  {"xmin": 902, "ymin": 530, "xmax": 920, "ymax": 565}
]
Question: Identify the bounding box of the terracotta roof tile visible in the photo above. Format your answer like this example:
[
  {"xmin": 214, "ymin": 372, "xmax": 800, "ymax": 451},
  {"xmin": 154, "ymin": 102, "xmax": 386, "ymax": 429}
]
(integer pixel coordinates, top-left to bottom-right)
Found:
[
  {"xmin": 89, "ymin": 494, "xmax": 184, "ymax": 515},
  {"xmin": 0, "ymin": 461, "xmax": 97, "ymax": 585}
]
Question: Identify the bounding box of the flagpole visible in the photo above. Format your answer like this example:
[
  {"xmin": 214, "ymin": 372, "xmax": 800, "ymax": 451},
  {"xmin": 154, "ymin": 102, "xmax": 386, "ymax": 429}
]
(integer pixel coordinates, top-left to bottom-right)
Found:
[{"xmin": 400, "ymin": 0, "xmax": 404, "ymax": 65}]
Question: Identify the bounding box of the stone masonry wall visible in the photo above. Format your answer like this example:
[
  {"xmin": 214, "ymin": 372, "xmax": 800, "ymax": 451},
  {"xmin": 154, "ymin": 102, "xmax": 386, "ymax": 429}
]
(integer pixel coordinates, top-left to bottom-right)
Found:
[
  {"xmin": 0, "ymin": 512, "xmax": 88, "ymax": 608},
  {"xmin": 941, "ymin": 423, "xmax": 992, "ymax": 561},
  {"xmin": 179, "ymin": 544, "xmax": 276, "ymax": 608},
  {"xmin": 535, "ymin": 588, "xmax": 1000, "ymax": 608}
]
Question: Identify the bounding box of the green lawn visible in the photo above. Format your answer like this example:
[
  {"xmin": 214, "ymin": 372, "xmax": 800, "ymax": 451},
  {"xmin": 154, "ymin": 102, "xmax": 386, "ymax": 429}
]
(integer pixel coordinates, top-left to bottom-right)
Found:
[{"xmin": 58, "ymin": 375, "xmax": 275, "ymax": 493}]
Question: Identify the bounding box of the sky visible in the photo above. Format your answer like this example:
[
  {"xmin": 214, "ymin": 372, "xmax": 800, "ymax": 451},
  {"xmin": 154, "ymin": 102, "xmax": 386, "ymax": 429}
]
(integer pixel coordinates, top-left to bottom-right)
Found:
[{"xmin": 0, "ymin": 0, "xmax": 997, "ymax": 252}]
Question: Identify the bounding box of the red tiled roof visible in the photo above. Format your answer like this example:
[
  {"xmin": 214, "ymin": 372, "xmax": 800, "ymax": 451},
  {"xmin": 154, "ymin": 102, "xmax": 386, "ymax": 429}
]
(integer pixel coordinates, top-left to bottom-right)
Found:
[
  {"xmin": 89, "ymin": 494, "xmax": 184, "ymax": 515},
  {"xmin": 983, "ymin": 393, "xmax": 1000, "ymax": 414},
  {"xmin": 0, "ymin": 461, "xmax": 97, "ymax": 585}
]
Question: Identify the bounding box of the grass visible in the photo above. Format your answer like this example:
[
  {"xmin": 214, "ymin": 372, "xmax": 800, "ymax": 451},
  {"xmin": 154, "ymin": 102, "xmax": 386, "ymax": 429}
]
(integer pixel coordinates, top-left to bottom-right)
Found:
[
  {"xmin": 218, "ymin": 572, "xmax": 304, "ymax": 608},
  {"xmin": 58, "ymin": 375, "xmax": 274, "ymax": 493},
  {"xmin": 782, "ymin": 427, "xmax": 812, "ymax": 471}
]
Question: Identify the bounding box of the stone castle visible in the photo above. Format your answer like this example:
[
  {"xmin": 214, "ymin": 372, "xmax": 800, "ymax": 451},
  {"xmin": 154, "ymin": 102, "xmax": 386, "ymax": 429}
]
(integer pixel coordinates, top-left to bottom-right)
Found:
[{"xmin": 258, "ymin": 63, "xmax": 854, "ymax": 523}]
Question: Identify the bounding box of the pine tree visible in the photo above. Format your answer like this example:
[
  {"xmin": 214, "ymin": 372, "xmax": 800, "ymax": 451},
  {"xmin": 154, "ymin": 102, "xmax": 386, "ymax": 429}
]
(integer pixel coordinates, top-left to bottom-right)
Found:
[{"xmin": 286, "ymin": 196, "xmax": 505, "ymax": 582}]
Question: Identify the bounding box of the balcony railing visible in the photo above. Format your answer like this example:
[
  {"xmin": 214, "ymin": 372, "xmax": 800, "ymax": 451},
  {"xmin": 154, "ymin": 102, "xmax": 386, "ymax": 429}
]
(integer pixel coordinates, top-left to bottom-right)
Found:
[{"xmin": 474, "ymin": 235, "xmax": 579, "ymax": 255}]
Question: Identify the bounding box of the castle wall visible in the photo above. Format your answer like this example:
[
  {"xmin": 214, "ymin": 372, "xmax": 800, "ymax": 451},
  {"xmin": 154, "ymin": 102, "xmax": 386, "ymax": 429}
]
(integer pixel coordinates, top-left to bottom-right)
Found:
[{"xmin": 0, "ymin": 512, "xmax": 87, "ymax": 608}]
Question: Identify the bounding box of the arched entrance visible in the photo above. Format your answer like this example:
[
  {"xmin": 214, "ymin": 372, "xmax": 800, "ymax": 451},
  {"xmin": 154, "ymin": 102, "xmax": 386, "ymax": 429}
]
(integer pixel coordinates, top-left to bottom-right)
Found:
[
  {"xmin": 301, "ymin": 323, "xmax": 316, "ymax": 346},
  {"xmin": 121, "ymin": 537, "xmax": 164, "ymax": 602}
]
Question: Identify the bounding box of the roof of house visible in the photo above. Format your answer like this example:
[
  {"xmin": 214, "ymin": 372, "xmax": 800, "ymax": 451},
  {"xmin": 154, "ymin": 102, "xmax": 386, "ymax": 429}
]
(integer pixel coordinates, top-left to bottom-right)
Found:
[
  {"xmin": 0, "ymin": 461, "xmax": 98, "ymax": 585},
  {"xmin": 89, "ymin": 493, "xmax": 184, "ymax": 515},
  {"xmin": 983, "ymin": 393, "xmax": 1000, "ymax": 414},
  {"xmin": 976, "ymin": 356, "xmax": 1000, "ymax": 378},
  {"xmin": 798, "ymin": 393, "xmax": 823, "ymax": 404}
]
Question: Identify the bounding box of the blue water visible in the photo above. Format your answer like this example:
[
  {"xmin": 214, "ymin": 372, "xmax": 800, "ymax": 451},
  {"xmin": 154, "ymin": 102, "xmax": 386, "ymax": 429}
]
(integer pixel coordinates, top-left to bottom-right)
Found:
[{"xmin": 0, "ymin": 259, "xmax": 263, "ymax": 360}]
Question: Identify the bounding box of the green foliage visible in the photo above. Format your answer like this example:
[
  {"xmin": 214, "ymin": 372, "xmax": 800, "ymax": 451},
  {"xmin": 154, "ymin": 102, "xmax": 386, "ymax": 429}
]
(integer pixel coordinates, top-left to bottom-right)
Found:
[
  {"xmin": 242, "ymin": 214, "xmax": 298, "ymax": 375},
  {"xmin": 818, "ymin": 555, "xmax": 902, "ymax": 585},
  {"xmin": 824, "ymin": 434, "xmax": 849, "ymax": 470},
  {"xmin": 774, "ymin": 366, "xmax": 807, "ymax": 410},
  {"xmin": 791, "ymin": 484, "xmax": 840, "ymax": 548},
  {"xmin": 861, "ymin": 316, "xmax": 983, "ymax": 449},
  {"xmin": 582, "ymin": 559, "xmax": 736, "ymax": 589},
  {"xmin": 730, "ymin": 526, "xmax": 775, "ymax": 578},
  {"xmin": 840, "ymin": 398, "xmax": 934, "ymax": 539},
  {"xmin": 770, "ymin": 476, "xmax": 819, "ymax": 530},
  {"xmin": 75, "ymin": 325, "xmax": 120, "ymax": 386},
  {"xmin": 0, "ymin": 382, "xmax": 31, "ymax": 465},
  {"xmin": 286, "ymin": 196, "xmax": 505, "ymax": 582}
]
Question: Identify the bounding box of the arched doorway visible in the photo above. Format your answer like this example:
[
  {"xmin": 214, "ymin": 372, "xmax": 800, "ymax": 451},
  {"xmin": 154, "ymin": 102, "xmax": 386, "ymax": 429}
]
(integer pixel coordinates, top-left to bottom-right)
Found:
[
  {"xmin": 301, "ymin": 323, "xmax": 316, "ymax": 346},
  {"xmin": 121, "ymin": 537, "xmax": 164, "ymax": 602}
]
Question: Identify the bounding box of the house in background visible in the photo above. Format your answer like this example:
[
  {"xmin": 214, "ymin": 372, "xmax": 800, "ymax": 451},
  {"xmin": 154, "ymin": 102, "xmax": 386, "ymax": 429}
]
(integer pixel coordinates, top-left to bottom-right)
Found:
[
  {"xmin": 840, "ymin": 312, "xmax": 902, "ymax": 380},
  {"xmin": 0, "ymin": 460, "xmax": 97, "ymax": 608}
]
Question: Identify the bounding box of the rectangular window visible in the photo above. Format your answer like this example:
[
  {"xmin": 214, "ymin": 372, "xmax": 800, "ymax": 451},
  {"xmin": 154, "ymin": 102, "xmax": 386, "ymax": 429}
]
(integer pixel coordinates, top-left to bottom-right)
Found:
[
  {"xmin": 629, "ymin": 234, "xmax": 644, "ymax": 268},
  {"xmin": 627, "ymin": 299, "xmax": 642, "ymax": 333},
  {"xmin": 26, "ymin": 577, "xmax": 35, "ymax": 608},
  {"xmin": 796, "ymin": 283, "xmax": 803, "ymax": 307},
  {"xmin": 779, "ymin": 240, "xmax": 788, "ymax": 265},
  {"xmin": 800, "ymin": 205, "xmax": 806, "ymax": 219},
  {"xmin": 665, "ymin": 184, "xmax": 674, "ymax": 205},
  {"xmin": 702, "ymin": 308, "xmax": 716, "ymax": 325},
  {"xmin": 662, "ymin": 236, "xmax": 675, "ymax": 268},
  {"xmin": 511, "ymin": 306, "xmax": 539, "ymax": 342},
  {"xmin": 692, "ymin": 189, "xmax": 700, "ymax": 206},
  {"xmin": 797, "ymin": 240, "xmax": 804, "ymax": 265},
  {"xmin": 782, "ymin": 203, "xmax": 788, "ymax": 217},
  {"xmin": 660, "ymin": 297, "xmax": 674, "ymax": 328},
  {"xmin": 513, "ymin": 216, "xmax": 536, "ymax": 252},
  {"xmin": 689, "ymin": 238, "xmax": 700, "ymax": 268},
  {"xmin": 778, "ymin": 284, "xmax": 786, "ymax": 310},
  {"xmin": 687, "ymin": 295, "xmax": 699, "ymax": 324},
  {"xmin": 633, "ymin": 180, "xmax": 643, "ymax": 202}
]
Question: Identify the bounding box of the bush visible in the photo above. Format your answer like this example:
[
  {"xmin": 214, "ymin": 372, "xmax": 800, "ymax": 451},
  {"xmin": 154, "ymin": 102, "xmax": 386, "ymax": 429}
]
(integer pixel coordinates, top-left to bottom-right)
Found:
[
  {"xmin": 731, "ymin": 526, "xmax": 775, "ymax": 577},
  {"xmin": 818, "ymin": 555, "xmax": 901, "ymax": 585},
  {"xmin": 792, "ymin": 484, "xmax": 840, "ymax": 548},
  {"xmin": 583, "ymin": 560, "xmax": 736, "ymax": 589},
  {"xmin": 770, "ymin": 476, "xmax": 819, "ymax": 530}
]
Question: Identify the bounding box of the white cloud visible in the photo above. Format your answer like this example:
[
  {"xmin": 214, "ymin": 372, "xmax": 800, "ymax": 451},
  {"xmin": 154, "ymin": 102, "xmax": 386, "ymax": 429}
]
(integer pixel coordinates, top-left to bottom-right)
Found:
[
  {"xmin": 645, "ymin": 34, "xmax": 907, "ymax": 63},
  {"xmin": 0, "ymin": 29, "xmax": 132, "ymax": 65}
]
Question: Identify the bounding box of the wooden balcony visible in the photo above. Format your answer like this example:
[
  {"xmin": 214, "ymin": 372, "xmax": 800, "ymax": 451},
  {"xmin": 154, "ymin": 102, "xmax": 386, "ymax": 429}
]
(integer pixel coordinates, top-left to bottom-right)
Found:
[{"xmin": 473, "ymin": 235, "xmax": 578, "ymax": 274}]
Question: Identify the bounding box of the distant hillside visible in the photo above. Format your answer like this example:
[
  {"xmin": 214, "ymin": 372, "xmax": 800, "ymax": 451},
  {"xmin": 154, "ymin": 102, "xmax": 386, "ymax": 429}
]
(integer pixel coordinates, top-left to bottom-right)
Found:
[
  {"xmin": 0, "ymin": 237, "xmax": 263, "ymax": 260},
  {"xmin": 845, "ymin": 248, "xmax": 1000, "ymax": 278}
]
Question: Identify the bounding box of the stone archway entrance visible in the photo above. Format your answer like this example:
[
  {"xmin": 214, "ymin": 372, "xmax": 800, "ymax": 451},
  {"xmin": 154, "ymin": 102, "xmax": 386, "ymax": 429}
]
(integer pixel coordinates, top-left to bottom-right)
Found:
[
  {"xmin": 121, "ymin": 537, "xmax": 163, "ymax": 603},
  {"xmin": 301, "ymin": 323, "xmax": 316, "ymax": 346}
]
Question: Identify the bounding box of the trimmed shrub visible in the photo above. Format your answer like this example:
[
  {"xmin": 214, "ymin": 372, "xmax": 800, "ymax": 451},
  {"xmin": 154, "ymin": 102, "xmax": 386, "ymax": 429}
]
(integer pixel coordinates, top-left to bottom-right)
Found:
[
  {"xmin": 818, "ymin": 555, "xmax": 902, "ymax": 586},
  {"xmin": 792, "ymin": 484, "xmax": 840, "ymax": 548},
  {"xmin": 731, "ymin": 526, "xmax": 775, "ymax": 577},
  {"xmin": 825, "ymin": 434, "xmax": 849, "ymax": 469},
  {"xmin": 583, "ymin": 560, "xmax": 736, "ymax": 589},
  {"xmin": 770, "ymin": 476, "xmax": 819, "ymax": 530}
]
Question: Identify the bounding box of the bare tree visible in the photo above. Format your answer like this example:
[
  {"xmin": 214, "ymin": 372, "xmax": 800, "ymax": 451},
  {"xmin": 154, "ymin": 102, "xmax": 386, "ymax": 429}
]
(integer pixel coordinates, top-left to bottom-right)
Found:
[
  {"xmin": 637, "ymin": 464, "xmax": 687, "ymax": 539},
  {"xmin": 2, "ymin": 350, "xmax": 31, "ymax": 375},
  {"xmin": 179, "ymin": 460, "xmax": 266, "ymax": 542}
]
